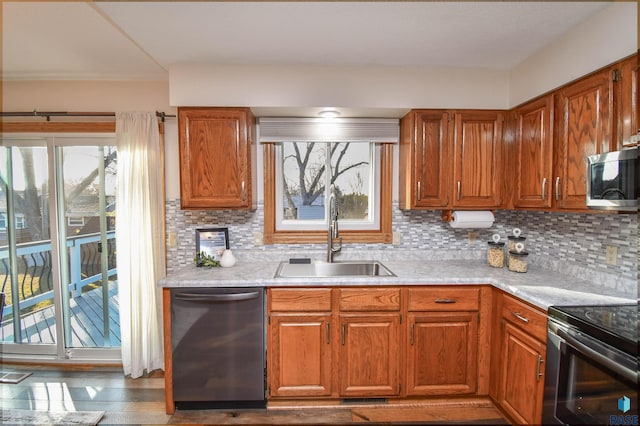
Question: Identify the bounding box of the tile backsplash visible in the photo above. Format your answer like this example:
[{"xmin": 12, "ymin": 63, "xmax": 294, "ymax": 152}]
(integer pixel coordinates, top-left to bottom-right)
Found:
[{"xmin": 165, "ymin": 199, "xmax": 637, "ymax": 290}]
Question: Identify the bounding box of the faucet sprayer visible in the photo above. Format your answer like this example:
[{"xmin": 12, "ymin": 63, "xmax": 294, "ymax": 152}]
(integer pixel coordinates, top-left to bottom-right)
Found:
[{"xmin": 327, "ymin": 184, "xmax": 342, "ymax": 262}]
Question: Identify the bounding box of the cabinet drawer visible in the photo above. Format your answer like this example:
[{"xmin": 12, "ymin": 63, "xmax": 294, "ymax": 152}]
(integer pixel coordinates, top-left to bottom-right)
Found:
[
  {"xmin": 270, "ymin": 288, "xmax": 332, "ymax": 312},
  {"xmin": 407, "ymin": 287, "xmax": 480, "ymax": 311},
  {"xmin": 339, "ymin": 288, "xmax": 400, "ymax": 311},
  {"xmin": 501, "ymin": 294, "xmax": 547, "ymax": 341}
]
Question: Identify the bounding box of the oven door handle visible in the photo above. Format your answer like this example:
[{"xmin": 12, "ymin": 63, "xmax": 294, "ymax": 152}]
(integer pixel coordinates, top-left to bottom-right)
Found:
[{"xmin": 555, "ymin": 327, "xmax": 639, "ymax": 384}]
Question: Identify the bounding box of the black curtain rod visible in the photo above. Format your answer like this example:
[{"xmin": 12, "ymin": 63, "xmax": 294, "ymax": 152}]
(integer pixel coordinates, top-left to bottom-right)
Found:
[{"xmin": 0, "ymin": 110, "xmax": 176, "ymax": 122}]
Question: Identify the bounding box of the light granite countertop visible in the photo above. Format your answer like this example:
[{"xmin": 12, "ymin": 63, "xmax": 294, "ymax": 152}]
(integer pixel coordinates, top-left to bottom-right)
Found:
[{"xmin": 159, "ymin": 258, "xmax": 636, "ymax": 310}]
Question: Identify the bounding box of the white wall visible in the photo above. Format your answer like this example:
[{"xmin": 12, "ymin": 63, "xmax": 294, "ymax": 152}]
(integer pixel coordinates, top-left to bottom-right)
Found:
[
  {"xmin": 509, "ymin": 2, "xmax": 638, "ymax": 106},
  {"xmin": 169, "ymin": 64, "xmax": 511, "ymax": 111}
]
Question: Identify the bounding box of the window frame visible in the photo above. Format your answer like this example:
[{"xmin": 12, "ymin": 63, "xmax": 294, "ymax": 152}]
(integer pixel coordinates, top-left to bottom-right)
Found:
[{"xmin": 263, "ymin": 142, "xmax": 393, "ymax": 244}]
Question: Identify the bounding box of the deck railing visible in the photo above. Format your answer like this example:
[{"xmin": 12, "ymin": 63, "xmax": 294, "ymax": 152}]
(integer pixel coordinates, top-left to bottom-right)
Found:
[{"xmin": 0, "ymin": 231, "xmax": 117, "ymax": 318}]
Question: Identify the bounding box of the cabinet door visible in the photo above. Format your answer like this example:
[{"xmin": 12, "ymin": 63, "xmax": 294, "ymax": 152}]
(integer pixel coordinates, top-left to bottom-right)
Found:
[
  {"xmin": 339, "ymin": 313, "xmax": 400, "ymax": 397},
  {"xmin": 554, "ymin": 71, "xmax": 613, "ymax": 210},
  {"xmin": 615, "ymin": 55, "xmax": 638, "ymax": 149},
  {"xmin": 499, "ymin": 321, "xmax": 546, "ymax": 424},
  {"xmin": 513, "ymin": 96, "xmax": 554, "ymax": 208},
  {"xmin": 452, "ymin": 111, "xmax": 504, "ymax": 207},
  {"xmin": 268, "ymin": 314, "xmax": 332, "ymax": 397},
  {"xmin": 406, "ymin": 312, "xmax": 478, "ymax": 396},
  {"xmin": 178, "ymin": 107, "xmax": 255, "ymax": 209},
  {"xmin": 399, "ymin": 110, "xmax": 450, "ymax": 208}
]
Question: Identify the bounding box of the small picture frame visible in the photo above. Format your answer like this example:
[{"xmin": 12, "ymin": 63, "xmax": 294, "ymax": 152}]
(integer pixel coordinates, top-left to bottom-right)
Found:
[{"xmin": 195, "ymin": 227, "xmax": 229, "ymax": 265}]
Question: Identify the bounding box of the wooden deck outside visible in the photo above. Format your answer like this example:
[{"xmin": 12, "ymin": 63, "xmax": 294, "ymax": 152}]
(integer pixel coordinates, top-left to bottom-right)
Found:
[{"xmin": 0, "ymin": 282, "xmax": 120, "ymax": 347}]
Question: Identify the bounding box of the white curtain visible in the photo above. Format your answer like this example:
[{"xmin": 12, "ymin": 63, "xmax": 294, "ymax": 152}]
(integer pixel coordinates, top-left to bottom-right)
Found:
[{"xmin": 115, "ymin": 112, "xmax": 165, "ymax": 378}]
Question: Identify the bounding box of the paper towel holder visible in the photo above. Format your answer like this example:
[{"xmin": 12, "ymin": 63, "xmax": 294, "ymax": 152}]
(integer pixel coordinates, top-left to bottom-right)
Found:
[{"xmin": 441, "ymin": 209, "xmax": 495, "ymax": 223}]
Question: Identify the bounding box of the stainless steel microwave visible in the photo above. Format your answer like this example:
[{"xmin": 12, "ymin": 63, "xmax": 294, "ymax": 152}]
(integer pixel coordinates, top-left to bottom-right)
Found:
[{"xmin": 586, "ymin": 147, "xmax": 638, "ymax": 212}]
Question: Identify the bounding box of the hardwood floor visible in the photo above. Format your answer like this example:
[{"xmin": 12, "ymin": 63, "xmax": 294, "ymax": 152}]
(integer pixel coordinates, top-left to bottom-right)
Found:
[{"xmin": 0, "ymin": 364, "xmax": 507, "ymax": 424}]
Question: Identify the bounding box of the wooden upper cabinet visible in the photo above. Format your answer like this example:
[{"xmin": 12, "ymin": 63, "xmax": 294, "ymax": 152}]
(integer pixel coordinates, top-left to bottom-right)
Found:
[
  {"xmin": 513, "ymin": 96, "xmax": 554, "ymax": 208},
  {"xmin": 614, "ymin": 54, "xmax": 638, "ymax": 149},
  {"xmin": 452, "ymin": 111, "xmax": 504, "ymax": 208},
  {"xmin": 399, "ymin": 110, "xmax": 451, "ymax": 208},
  {"xmin": 554, "ymin": 70, "xmax": 613, "ymax": 210},
  {"xmin": 178, "ymin": 107, "xmax": 256, "ymax": 209}
]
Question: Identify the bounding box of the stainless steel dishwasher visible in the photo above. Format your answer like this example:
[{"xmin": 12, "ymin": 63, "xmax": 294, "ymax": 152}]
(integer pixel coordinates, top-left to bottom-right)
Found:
[{"xmin": 170, "ymin": 287, "xmax": 265, "ymax": 409}]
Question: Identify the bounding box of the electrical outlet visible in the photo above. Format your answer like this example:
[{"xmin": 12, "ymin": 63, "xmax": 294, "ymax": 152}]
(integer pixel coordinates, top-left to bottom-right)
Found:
[
  {"xmin": 467, "ymin": 231, "xmax": 478, "ymax": 244},
  {"xmin": 605, "ymin": 245, "xmax": 618, "ymax": 265},
  {"xmin": 167, "ymin": 231, "xmax": 177, "ymax": 248},
  {"xmin": 392, "ymin": 231, "xmax": 401, "ymax": 245},
  {"xmin": 253, "ymin": 232, "xmax": 264, "ymax": 246}
]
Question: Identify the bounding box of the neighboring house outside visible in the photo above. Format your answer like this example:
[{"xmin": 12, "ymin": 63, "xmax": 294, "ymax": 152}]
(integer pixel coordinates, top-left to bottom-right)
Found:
[
  {"xmin": 284, "ymin": 194, "xmax": 325, "ymax": 220},
  {"xmin": 0, "ymin": 192, "xmax": 115, "ymax": 246}
]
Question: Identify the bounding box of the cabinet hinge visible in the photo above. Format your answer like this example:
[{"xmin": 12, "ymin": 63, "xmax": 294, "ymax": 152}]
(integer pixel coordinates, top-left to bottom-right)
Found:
[
  {"xmin": 612, "ymin": 69, "xmax": 620, "ymax": 82},
  {"xmin": 400, "ymin": 314, "xmax": 403, "ymax": 324}
]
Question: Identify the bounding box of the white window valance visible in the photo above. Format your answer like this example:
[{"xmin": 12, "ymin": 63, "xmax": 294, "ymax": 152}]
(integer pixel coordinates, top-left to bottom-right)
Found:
[{"xmin": 258, "ymin": 117, "xmax": 399, "ymax": 143}]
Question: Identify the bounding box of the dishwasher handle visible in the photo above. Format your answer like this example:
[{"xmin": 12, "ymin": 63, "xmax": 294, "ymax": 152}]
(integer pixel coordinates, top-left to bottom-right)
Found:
[{"xmin": 173, "ymin": 291, "xmax": 261, "ymax": 303}]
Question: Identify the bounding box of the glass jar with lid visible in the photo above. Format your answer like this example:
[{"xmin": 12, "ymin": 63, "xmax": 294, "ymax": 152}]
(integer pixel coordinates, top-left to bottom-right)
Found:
[
  {"xmin": 487, "ymin": 234, "xmax": 505, "ymax": 268},
  {"xmin": 508, "ymin": 228, "xmax": 526, "ymax": 252},
  {"xmin": 508, "ymin": 242, "xmax": 529, "ymax": 273}
]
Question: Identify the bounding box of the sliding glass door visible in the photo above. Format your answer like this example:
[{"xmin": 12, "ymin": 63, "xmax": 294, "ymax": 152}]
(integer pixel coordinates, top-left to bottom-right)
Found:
[{"xmin": 0, "ymin": 135, "xmax": 120, "ymax": 361}]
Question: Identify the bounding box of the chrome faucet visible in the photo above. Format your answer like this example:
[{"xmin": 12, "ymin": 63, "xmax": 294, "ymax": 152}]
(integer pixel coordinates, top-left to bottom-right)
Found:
[{"xmin": 327, "ymin": 184, "xmax": 342, "ymax": 263}]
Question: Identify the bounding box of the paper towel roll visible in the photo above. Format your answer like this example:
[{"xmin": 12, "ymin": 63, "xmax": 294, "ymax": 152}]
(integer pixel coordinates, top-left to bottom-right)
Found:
[{"xmin": 449, "ymin": 211, "xmax": 494, "ymax": 229}]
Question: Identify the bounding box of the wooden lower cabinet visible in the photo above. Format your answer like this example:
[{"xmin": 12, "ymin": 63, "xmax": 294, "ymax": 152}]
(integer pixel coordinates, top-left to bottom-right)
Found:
[
  {"xmin": 267, "ymin": 288, "xmax": 333, "ymax": 398},
  {"xmin": 498, "ymin": 322, "xmax": 546, "ymax": 424},
  {"xmin": 265, "ymin": 285, "xmax": 499, "ymax": 404},
  {"xmin": 406, "ymin": 312, "xmax": 478, "ymax": 395},
  {"xmin": 492, "ymin": 291, "xmax": 548, "ymax": 424},
  {"xmin": 268, "ymin": 314, "xmax": 332, "ymax": 397},
  {"xmin": 339, "ymin": 313, "xmax": 401, "ymax": 397}
]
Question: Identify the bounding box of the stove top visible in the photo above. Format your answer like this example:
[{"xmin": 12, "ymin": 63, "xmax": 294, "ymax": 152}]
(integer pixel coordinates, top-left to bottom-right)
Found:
[{"xmin": 548, "ymin": 303, "xmax": 638, "ymax": 356}]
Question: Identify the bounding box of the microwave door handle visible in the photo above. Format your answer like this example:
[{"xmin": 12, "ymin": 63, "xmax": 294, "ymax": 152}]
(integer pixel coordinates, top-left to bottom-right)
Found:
[{"xmin": 556, "ymin": 327, "xmax": 639, "ymax": 383}]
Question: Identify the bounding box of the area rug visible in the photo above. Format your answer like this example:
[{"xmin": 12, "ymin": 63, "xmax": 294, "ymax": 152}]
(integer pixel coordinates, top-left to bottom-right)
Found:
[
  {"xmin": 0, "ymin": 409, "xmax": 104, "ymax": 425},
  {"xmin": 0, "ymin": 371, "xmax": 32, "ymax": 384}
]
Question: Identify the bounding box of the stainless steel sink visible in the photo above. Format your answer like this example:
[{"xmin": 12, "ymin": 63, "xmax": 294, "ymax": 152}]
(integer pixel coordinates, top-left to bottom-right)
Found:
[{"xmin": 274, "ymin": 260, "xmax": 396, "ymax": 278}]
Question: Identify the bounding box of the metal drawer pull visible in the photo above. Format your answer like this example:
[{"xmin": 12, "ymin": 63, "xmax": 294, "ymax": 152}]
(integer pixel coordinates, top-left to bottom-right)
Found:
[
  {"xmin": 435, "ymin": 298, "xmax": 457, "ymax": 304},
  {"xmin": 536, "ymin": 355, "xmax": 544, "ymax": 381},
  {"xmin": 541, "ymin": 178, "xmax": 547, "ymax": 200},
  {"xmin": 410, "ymin": 323, "xmax": 415, "ymax": 345},
  {"xmin": 417, "ymin": 181, "xmax": 421, "ymax": 201},
  {"xmin": 511, "ymin": 311, "xmax": 530, "ymax": 323},
  {"xmin": 555, "ymin": 177, "xmax": 561, "ymax": 201},
  {"xmin": 241, "ymin": 181, "xmax": 246, "ymax": 202},
  {"xmin": 341, "ymin": 324, "xmax": 346, "ymax": 345},
  {"xmin": 326, "ymin": 322, "xmax": 330, "ymax": 344},
  {"xmin": 457, "ymin": 181, "xmax": 461, "ymax": 201}
]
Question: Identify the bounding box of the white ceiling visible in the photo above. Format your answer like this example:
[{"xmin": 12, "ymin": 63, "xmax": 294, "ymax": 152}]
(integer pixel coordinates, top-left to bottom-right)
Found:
[{"xmin": 3, "ymin": 1, "xmax": 612, "ymax": 81}]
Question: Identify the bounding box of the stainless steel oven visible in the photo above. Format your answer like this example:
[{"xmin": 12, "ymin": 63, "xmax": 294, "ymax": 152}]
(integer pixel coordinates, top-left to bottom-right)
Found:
[{"xmin": 543, "ymin": 304, "xmax": 638, "ymax": 425}]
